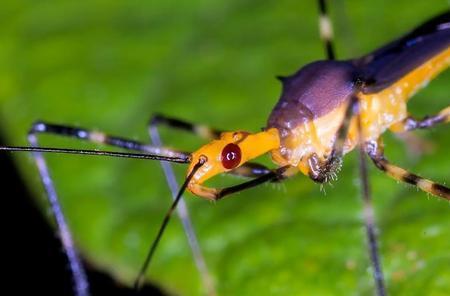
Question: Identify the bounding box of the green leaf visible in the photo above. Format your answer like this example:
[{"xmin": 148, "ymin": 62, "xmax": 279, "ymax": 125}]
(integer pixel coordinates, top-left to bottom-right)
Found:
[{"xmin": 1, "ymin": 1, "xmax": 449, "ymax": 295}]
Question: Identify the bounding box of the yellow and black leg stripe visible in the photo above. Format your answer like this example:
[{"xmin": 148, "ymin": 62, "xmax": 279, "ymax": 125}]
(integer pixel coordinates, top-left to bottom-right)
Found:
[{"xmin": 368, "ymin": 140, "xmax": 450, "ymax": 200}]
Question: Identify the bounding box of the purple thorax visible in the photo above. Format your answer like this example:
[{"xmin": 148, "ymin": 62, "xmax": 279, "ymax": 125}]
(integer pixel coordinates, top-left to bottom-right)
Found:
[{"xmin": 267, "ymin": 60, "xmax": 358, "ymax": 135}]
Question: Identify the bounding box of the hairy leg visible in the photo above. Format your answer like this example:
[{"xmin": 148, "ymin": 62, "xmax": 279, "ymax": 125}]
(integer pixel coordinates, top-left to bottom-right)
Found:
[{"xmin": 366, "ymin": 138, "xmax": 450, "ymax": 200}]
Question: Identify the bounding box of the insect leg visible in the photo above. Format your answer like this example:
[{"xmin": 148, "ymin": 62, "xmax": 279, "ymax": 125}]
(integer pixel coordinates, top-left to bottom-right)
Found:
[
  {"xmin": 150, "ymin": 113, "xmax": 221, "ymax": 140},
  {"xmin": 188, "ymin": 166, "xmax": 290, "ymax": 201},
  {"xmin": 390, "ymin": 106, "xmax": 450, "ymax": 132},
  {"xmin": 216, "ymin": 166, "xmax": 290, "ymax": 199},
  {"xmin": 134, "ymin": 158, "xmax": 206, "ymax": 291},
  {"xmin": 309, "ymin": 96, "xmax": 358, "ymax": 182},
  {"xmin": 28, "ymin": 121, "xmax": 187, "ymax": 158},
  {"xmin": 356, "ymin": 109, "xmax": 387, "ymax": 296},
  {"xmin": 148, "ymin": 121, "xmax": 217, "ymax": 296},
  {"xmin": 26, "ymin": 121, "xmax": 191, "ymax": 296},
  {"xmin": 366, "ymin": 138, "xmax": 450, "ymax": 200},
  {"xmin": 229, "ymin": 162, "xmax": 272, "ymax": 178},
  {"xmin": 312, "ymin": 96, "xmax": 388, "ymax": 294},
  {"xmin": 317, "ymin": 0, "xmax": 335, "ymax": 60},
  {"xmin": 148, "ymin": 115, "xmax": 272, "ymax": 294},
  {"xmin": 28, "ymin": 130, "xmax": 90, "ymax": 296}
]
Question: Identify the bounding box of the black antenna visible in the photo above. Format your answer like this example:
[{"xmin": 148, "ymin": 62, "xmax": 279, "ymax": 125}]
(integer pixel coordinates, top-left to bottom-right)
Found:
[
  {"xmin": 133, "ymin": 157, "xmax": 206, "ymax": 290},
  {"xmin": 0, "ymin": 143, "xmax": 192, "ymax": 296},
  {"xmin": 0, "ymin": 146, "xmax": 191, "ymax": 163}
]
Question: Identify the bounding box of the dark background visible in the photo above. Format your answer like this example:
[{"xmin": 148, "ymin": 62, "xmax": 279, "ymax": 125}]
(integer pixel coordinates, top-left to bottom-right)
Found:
[{"xmin": 1, "ymin": 134, "xmax": 164, "ymax": 295}]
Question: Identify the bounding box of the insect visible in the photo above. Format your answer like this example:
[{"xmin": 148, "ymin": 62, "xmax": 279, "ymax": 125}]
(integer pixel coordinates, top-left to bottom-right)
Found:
[{"xmin": 0, "ymin": 0, "xmax": 450, "ymax": 296}]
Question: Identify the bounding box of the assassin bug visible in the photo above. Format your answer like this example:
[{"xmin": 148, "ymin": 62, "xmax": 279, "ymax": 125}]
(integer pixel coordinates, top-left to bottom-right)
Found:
[{"xmin": 0, "ymin": 0, "xmax": 447, "ymax": 296}]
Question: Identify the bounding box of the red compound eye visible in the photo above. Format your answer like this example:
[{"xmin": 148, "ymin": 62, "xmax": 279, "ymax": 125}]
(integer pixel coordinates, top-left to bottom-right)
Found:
[{"xmin": 221, "ymin": 143, "xmax": 241, "ymax": 169}]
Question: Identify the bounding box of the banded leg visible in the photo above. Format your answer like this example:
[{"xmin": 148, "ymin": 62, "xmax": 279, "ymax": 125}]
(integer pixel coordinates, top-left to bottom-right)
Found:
[
  {"xmin": 29, "ymin": 121, "xmax": 186, "ymax": 158},
  {"xmin": 390, "ymin": 106, "xmax": 450, "ymax": 132},
  {"xmin": 366, "ymin": 139, "xmax": 450, "ymax": 200},
  {"xmin": 27, "ymin": 121, "xmax": 188, "ymax": 296},
  {"xmin": 150, "ymin": 114, "xmax": 221, "ymax": 140},
  {"xmin": 317, "ymin": 0, "xmax": 335, "ymax": 60}
]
